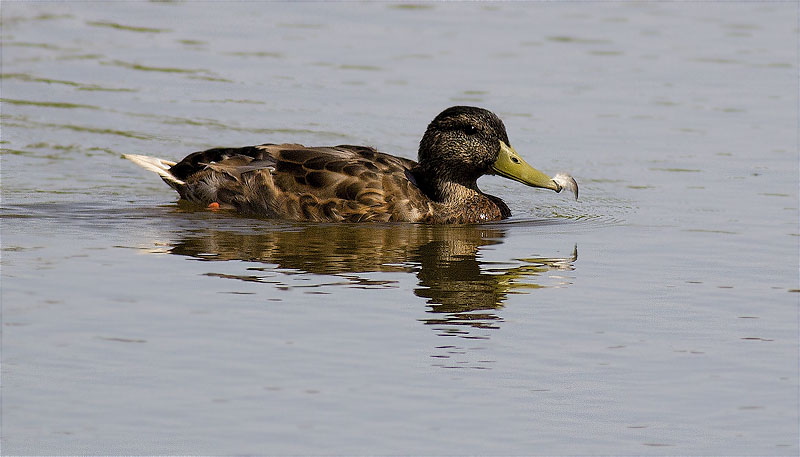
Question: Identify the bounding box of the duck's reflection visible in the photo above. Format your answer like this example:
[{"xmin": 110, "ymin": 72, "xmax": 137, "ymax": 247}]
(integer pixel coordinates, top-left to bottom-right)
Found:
[{"xmin": 167, "ymin": 223, "xmax": 576, "ymax": 340}]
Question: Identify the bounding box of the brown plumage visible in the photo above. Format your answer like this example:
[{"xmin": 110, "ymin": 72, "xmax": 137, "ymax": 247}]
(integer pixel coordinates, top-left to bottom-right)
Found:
[{"xmin": 125, "ymin": 106, "xmax": 571, "ymax": 223}]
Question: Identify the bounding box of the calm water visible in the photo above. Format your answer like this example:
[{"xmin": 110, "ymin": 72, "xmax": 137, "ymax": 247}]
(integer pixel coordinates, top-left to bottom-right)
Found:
[{"xmin": 2, "ymin": 2, "xmax": 798, "ymax": 455}]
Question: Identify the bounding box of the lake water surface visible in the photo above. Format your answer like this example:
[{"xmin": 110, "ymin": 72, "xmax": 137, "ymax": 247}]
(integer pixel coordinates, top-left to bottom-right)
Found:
[{"xmin": 2, "ymin": 2, "xmax": 798, "ymax": 455}]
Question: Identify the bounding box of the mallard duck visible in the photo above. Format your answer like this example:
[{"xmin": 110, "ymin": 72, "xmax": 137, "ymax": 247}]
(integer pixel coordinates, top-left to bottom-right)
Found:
[{"xmin": 125, "ymin": 106, "xmax": 577, "ymax": 223}]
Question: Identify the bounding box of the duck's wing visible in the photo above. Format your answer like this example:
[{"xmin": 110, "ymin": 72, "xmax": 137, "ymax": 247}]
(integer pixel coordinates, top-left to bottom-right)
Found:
[
  {"xmin": 168, "ymin": 144, "xmax": 280, "ymax": 181},
  {"xmin": 173, "ymin": 143, "xmax": 433, "ymax": 222}
]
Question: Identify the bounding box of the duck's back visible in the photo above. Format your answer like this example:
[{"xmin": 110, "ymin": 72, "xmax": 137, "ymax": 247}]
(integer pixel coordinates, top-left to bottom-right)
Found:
[{"xmin": 170, "ymin": 143, "xmax": 435, "ymax": 222}]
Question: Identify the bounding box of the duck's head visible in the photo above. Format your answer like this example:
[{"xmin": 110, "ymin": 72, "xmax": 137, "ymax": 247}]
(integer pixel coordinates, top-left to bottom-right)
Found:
[{"xmin": 418, "ymin": 106, "xmax": 566, "ymax": 197}]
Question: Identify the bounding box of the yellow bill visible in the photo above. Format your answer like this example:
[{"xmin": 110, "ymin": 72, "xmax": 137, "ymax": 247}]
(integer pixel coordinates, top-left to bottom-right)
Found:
[{"xmin": 491, "ymin": 141, "xmax": 578, "ymax": 200}]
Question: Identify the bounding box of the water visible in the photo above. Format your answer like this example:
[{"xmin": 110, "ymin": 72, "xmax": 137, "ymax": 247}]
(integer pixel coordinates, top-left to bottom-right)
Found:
[{"xmin": 2, "ymin": 2, "xmax": 798, "ymax": 455}]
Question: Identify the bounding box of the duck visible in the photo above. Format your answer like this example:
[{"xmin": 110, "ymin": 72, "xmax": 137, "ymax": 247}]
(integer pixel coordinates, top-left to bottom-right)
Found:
[{"xmin": 124, "ymin": 106, "xmax": 577, "ymax": 223}]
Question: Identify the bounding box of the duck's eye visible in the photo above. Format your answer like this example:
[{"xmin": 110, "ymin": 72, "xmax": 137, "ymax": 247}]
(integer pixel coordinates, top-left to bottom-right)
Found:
[{"xmin": 462, "ymin": 125, "xmax": 478, "ymax": 136}]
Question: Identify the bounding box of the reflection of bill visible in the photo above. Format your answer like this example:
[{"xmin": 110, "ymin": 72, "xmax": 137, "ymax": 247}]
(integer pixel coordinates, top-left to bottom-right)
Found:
[
  {"xmin": 416, "ymin": 242, "xmax": 577, "ymax": 335},
  {"xmin": 166, "ymin": 223, "xmax": 577, "ymax": 337}
]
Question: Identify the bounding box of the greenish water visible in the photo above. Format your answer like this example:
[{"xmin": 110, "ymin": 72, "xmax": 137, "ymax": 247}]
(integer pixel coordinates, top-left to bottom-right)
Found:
[{"xmin": 2, "ymin": 2, "xmax": 798, "ymax": 455}]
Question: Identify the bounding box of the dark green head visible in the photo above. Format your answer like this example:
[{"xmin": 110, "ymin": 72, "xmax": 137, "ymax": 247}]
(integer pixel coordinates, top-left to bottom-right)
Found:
[
  {"xmin": 418, "ymin": 106, "xmax": 561, "ymax": 193},
  {"xmin": 419, "ymin": 106, "xmax": 509, "ymax": 184}
]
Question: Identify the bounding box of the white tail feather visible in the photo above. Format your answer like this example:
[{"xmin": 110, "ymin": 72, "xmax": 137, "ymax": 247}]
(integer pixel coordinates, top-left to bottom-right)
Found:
[{"xmin": 123, "ymin": 154, "xmax": 185, "ymax": 187}]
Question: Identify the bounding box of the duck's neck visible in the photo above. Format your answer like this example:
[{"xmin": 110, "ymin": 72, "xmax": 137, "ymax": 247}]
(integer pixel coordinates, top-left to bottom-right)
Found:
[
  {"xmin": 412, "ymin": 167, "xmax": 474, "ymax": 202},
  {"xmin": 434, "ymin": 180, "xmax": 482, "ymax": 205},
  {"xmin": 412, "ymin": 168, "xmax": 511, "ymax": 223}
]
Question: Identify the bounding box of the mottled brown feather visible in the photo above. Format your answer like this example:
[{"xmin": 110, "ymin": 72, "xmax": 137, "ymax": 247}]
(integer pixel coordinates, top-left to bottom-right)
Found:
[{"xmin": 169, "ymin": 143, "xmax": 445, "ymax": 222}]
